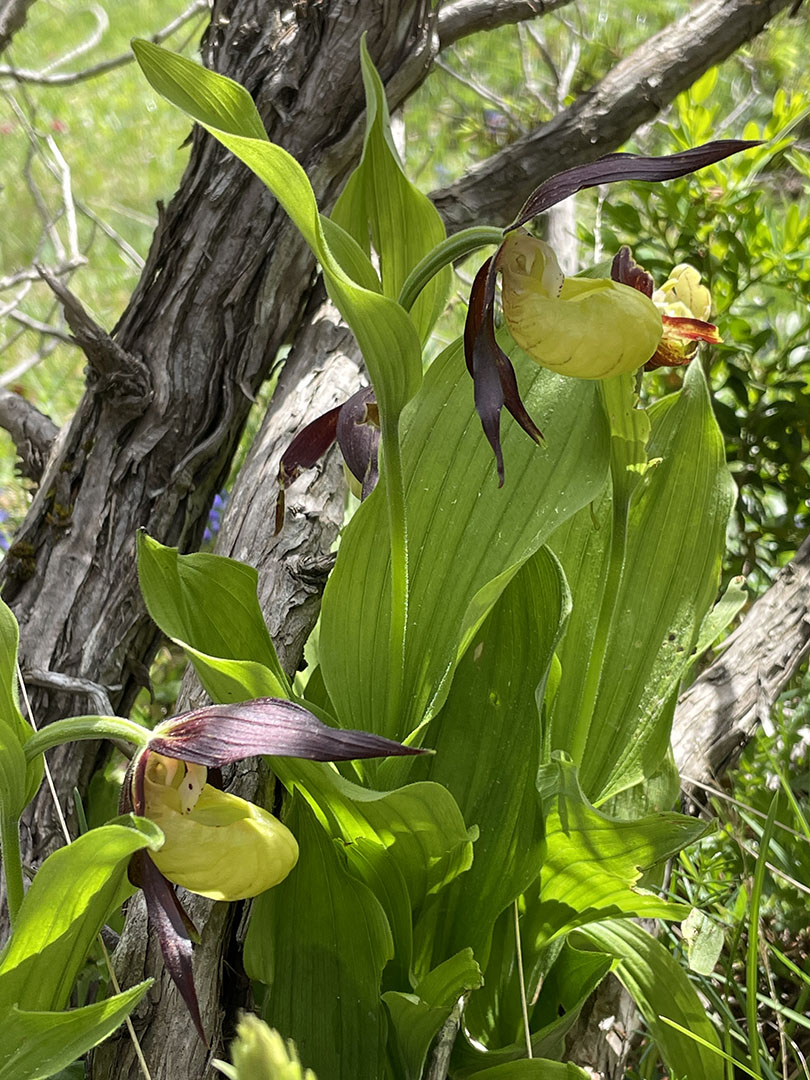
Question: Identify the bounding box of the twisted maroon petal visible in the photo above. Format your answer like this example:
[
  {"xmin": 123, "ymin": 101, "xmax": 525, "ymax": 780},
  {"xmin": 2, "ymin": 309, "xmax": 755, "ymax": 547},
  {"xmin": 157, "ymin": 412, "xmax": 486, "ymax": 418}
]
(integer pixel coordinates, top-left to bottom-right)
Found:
[
  {"xmin": 510, "ymin": 140, "xmax": 760, "ymax": 231},
  {"xmin": 610, "ymin": 246, "xmax": 654, "ymax": 296},
  {"xmin": 464, "ymin": 256, "xmax": 543, "ymax": 485},
  {"xmin": 275, "ymin": 403, "xmax": 343, "ymax": 534},
  {"xmin": 135, "ymin": 851, "xmax": 206, "ymax": 1044},
  {"xmin": 149, "ymin": 698, "xmax": 427, "ymax": 767}
]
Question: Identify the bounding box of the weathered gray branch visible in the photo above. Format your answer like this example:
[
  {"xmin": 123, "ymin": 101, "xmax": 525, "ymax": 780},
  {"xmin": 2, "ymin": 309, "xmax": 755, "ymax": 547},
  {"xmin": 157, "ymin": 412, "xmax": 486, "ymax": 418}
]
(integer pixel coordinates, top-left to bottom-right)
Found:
[
  {"xmin": 673, "ymin": 535, "xmax": 810, "ymax": 792},
  {"xmin": 0, "ymin": 387, "xmax": 58, "ymax": 481},
  {"xmin": 437, "ymin": 0, "xmax": 572, "ymax": 49},
  {"xmin": 0, "ymin": 0, "xmax": 36, "ymax": 57},
  {"xmin": 432, "ymin": 0, "xmax": 798, "ymax": 231},
  {"xmin": 0, "ymin": 0, "xmax": 208, "ymax": 84},
  {"xmin": 37, "ymin": 266, "xmax": 152, "ymax": 410}
]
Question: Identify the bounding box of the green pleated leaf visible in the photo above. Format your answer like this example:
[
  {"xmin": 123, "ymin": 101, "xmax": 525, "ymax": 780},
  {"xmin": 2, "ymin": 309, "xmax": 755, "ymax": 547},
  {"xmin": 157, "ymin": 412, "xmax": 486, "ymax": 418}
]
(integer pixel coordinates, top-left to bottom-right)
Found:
[
  {"xmin": 0, "ymin": 816, "xmax": 162, "ymax": 1013},
  {"xmin": 332, "ymin": 37, "xmax": 451, "ymax": 344},
  {"xmin": 691, "ymin": 574, "xmax": 747, "ymax": 660},
  {"xmin": 132, "ymin": 39, "xmax": 422, "ymax": 428},
  {"xmin": 573, "ymin": 919, "xmax": 724, "ymax": 1079},
  {"xmin": 320, "ymin": 338, "xmax": 609, "ymax": 749},
  {"xmin": 244, "ymin": 797, "xmax": 393, "ymax": 1080},
  {"xmin": 458, "ymin": 933, "xmax": 613, "ymax": 1071},
  {"xmin": 275, "ymin": 757, "xmax": 474, "ymax": 928},
  {"xmin": 0, "ymin": 983, "xmax": 150, "ymax": 1080},
  {"xmin": 527, "ymin": 755, "xmax": 703, "ymax": 950},
  {"xmin": 456, "ymin": 1061, "xmax": 589, "ymax": 1079},
  {"xmin": 264, "ymin": 755, "xmax": 473, "ymax": 991},
  {"xmin": 137, "ymin": 531, "xmax": 288, "ymax": 694},
  {"xmin": 383, "ymin": 949, "xmax": 482, "ymax": 1080},
  {"xmin": 0, "ymin": 597, "xmax": 42, "ymax": 810},
  {"xmin": 549, "ymin": 361, "xmax": 734, "ymax": 803},
  {"xmin": 413, "ymin": 548, "xmax": 569, "ymax": 974}
]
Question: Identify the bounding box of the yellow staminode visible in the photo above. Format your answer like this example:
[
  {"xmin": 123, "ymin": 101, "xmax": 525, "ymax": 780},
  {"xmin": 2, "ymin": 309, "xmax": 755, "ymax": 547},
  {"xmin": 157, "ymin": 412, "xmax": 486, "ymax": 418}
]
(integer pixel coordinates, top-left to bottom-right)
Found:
[
  {"xmin": 144, "ymin": 752, "xmax": 299, "ymax": 901},
  {"xmin": 499, "ymin": 230, "xmax": 663, "ymax": 379}
]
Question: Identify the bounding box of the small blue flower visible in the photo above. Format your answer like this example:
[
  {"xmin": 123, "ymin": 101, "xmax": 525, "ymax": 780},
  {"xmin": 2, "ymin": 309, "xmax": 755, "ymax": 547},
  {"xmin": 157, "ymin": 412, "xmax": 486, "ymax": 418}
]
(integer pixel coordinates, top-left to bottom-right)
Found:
[
  {"xmin": 0, "ymin": 509, "xmax": 11, "ymax": 553},
  {"xmin": 202, "ymin": 491, "xmax": 228, "ymax": 545}
]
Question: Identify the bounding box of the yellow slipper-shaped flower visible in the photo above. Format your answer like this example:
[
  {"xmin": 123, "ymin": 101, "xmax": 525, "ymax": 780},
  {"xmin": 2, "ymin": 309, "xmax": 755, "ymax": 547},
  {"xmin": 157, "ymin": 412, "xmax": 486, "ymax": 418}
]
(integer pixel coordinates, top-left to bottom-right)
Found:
[
  {"xmin": 498, "ymin": 230, "xmax": 663, "ymax": 379},
  {"xmin": 143, "ymin": 752, "xmax": 298, "ymax": 901}
]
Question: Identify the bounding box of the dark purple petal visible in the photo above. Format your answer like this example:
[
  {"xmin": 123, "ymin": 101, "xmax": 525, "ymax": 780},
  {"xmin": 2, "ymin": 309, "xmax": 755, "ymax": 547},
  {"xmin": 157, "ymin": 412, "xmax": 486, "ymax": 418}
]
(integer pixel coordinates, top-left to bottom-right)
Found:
[
  {"xmin": 465, "ymin": 257, "xmax": 506, "ymax": 483},
  {"xmin": 497, "ymin": 351, "xmax": 544, "ymax": 451},
  {"xmin": 275, "ymin": 404, "xmax": 343, "ymax": 534},
  {"xmin": 610, "ymin": 246, "xmax": 654, "ymax": 297},
  {"xmin": 509, "ymin": 140, "xmax": 760, "ymax": 230},
  {"xmin": 464, "ymin": 255, "xmax": 543, "ymax": 486},
  {"xmin": 336, "ymin": 386, "xmax": 380, "ymax": 500},
  {"xmin": 149, "ymin": 698, "xmax": 428, "ymax": 767},
  {"xmin": 119, "ymin": 752, "xmax": 148, "ymax": 815},
  {"xmin": 135, "ymin": 851, "xmax": 206, "ymax": 1044}
]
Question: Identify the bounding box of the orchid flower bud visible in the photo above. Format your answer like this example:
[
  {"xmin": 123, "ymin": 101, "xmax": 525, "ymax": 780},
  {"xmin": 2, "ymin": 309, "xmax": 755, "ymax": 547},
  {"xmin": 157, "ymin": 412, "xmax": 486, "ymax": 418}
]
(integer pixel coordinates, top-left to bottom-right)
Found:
[
  {"xmin": 652, "ymin": 263, "xmax": 712, "ymax": 321},
  {"xmin": 143, "ymin": 752, "xmax": 298, "ymax": 901},
  {"xmin": 498, "ymin": 230, "xmax": 663, "ymax": 379}
]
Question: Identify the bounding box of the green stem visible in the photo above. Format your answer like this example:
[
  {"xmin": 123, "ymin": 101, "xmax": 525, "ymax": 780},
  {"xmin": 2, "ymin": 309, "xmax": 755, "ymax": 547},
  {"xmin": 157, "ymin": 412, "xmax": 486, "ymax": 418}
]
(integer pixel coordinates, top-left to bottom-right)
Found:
[
  {"xmin": 24, "ymin": 715, "xmax": 151, "ymax": 762},
  {"xmin": 381, "ymin": 419, "xmax": 408, "ymax": 739},
  {"xmin": 1, "ymin": 810, "xmax": 24, "ymax": 926},
  {"xmin": 397, "ymin": 225, "xmax": 505, "ymax": 312}
]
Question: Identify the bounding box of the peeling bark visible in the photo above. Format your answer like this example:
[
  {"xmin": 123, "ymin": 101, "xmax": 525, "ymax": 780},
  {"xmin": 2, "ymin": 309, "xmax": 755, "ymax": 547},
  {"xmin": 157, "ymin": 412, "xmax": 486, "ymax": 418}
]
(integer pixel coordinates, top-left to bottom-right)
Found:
[
  {"xmin": 673, "ymin": 535, "xmax": 810, "ymax": 793},
  {"xmin": 0, "ymin": 388, "xmax": 58, "ymax": 481}
]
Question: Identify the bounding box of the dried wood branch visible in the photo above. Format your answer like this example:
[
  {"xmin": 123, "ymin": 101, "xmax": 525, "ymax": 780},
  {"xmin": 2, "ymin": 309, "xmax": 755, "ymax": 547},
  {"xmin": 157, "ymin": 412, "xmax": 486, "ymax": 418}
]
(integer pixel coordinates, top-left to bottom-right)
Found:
[
  {"xmin": 0, "ymin": 0, "xmax": 37, "ymax": 57},
  {"xmin": 673, "ymin": 536, "xmax": 810, "ymax": 793},
  {"xmin": 438, "ymin": 0, "xmax": 573, "ymax": 48},
  {"xmin": 0, "ymin": 387, "xmax": 58, "ymax": 480},
  {"xmin": 432, "ymin": 0, "xmax": 798, "ymax": 231},
  {"xmin": 0, "ymin": 0, "xmax": 209, "ymax": 85},
  {"xmin": 37, "ymin": 266, "xmax": 152, "ymax": 409}
]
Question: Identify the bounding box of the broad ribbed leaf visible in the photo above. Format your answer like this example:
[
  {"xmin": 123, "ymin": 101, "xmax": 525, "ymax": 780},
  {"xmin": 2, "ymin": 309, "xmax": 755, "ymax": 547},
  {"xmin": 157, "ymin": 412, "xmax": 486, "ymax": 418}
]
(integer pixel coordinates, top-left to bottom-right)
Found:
[
  {"xmin": 574, "ymin": 919, "xmax": 724, "ymax": 1079},
  {"xmin": 0, "ymin": 817, "xmax": 162, "ymax": 1013},
  {"xmin": 275, "ymin": 757, "xmax": 474, "ymax": 920},
  {"xmin": 332, "ymin": 37, "xmax": 450, "ymax": 344},
  {"xmin": 459, "ymin": 930, "xmax": 612, "ymax": 1069},
  {"xmin": 244, "ymin": 798, "xmax": 393, "ymax": 1080},
  {"xmin": 584, "ymin": 361, "xmax": 733, "ymax": 800},
  {"xmin": 527, "ymin": 755, "xmax": 702, "ymax": 950},
  {"xmin": 137, "ymin": 532, "xmax": 288, "ymax": 694},
  {"xmin": 320, "ymin": 337, "xmax": 609, "ymax": 751},
  {"xmin": 0, "ymin": 983, "xmax": 150, "ymax": 1080},
  {"xmin": 0, "ymin": 597, "xmax": 42, "ymax": 809},
  {"xmin": 383, "ymin": 949, "xmax": 482, "ymax": 1080},
  {"xmin": 549, "ymin": 361, "xmax": 734, "ymax": 802},
  {"xmin": 413, "ymin": 548, "xmax": 569, "ymax": 974},
  {"xmin": 132, "ymin": 40, "xmax": 422, "ymax": 428}
]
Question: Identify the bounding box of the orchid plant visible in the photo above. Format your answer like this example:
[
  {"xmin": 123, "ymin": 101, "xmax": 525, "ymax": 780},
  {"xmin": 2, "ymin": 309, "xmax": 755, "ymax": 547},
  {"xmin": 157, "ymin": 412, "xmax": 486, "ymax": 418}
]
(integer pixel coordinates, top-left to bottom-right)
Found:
[{"xmin": 0, "ymin": 35, "xmax": 762, "ymax": 1080}]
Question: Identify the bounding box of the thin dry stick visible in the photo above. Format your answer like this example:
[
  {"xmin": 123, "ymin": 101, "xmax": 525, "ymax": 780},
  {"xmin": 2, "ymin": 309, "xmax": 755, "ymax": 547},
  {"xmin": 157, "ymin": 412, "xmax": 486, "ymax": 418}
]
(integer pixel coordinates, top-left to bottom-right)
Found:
[
  {"xmin": 0, "ymin": 0, "xmax": 209, "ymax": 86},
  {"xmin": 15, "ymin": 661, "xmax": 153, "ymax": 1080},
  {"xmin": 513, "ymin": 899, "xmax": 533, "ymax": 1058}
]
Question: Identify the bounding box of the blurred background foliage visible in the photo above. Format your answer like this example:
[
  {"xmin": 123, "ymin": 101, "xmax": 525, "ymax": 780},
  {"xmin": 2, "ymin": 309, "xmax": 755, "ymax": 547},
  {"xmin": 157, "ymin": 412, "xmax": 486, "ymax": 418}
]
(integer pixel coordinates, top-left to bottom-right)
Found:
[{"xmin": 1, "ymin": 2, "xmax": 809, "ymax": 1077}]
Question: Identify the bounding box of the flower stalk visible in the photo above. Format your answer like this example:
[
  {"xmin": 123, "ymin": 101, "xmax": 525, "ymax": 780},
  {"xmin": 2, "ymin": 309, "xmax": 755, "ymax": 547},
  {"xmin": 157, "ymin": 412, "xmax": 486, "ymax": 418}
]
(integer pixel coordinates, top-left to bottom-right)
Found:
[
  {"xmin": 0, "ymin": 809, "xmax": 24, "ymax": 927},
  {"xmin": 23, "ymin": 715, "xmax": 152, "ymax": 762},
  {"xmin": 398, "ymin": 226, "xmax": 505, "ymax": 313}
]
